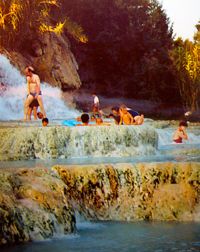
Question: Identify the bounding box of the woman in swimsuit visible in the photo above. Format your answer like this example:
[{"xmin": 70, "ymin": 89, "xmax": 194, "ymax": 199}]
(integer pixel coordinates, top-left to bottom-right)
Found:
[{"xmin": 24, "ymin": 66, "xmax": 46, "ymax": 120}]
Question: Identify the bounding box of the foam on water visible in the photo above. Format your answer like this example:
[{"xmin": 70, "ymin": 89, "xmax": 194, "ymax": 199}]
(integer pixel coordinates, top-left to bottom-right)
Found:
[
  {"xmin": 157, "ymin": 128, "xmax": 200, "ymax": 150},
  {"xmin": 0, "ymin": 55, "xmax": 79, "ymax": 120}
]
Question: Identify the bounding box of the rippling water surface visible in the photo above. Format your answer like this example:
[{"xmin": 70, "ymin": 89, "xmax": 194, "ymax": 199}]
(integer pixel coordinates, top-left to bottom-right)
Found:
[{"xmin": 2, "ymin": 221, "xmax": 200, "ymax": 252}]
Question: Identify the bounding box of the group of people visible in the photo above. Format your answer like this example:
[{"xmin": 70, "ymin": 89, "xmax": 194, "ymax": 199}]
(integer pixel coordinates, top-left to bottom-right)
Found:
[
  {"xmin": 23, "ymin": 66, "xmax": 189, "ymax": 143},
  {"xmin": 24, "ymin": 66, "xmax": 48, "ymax": 126},
  {"xmin": 91, "ymin": 94, "xmax": 144, "ymax": 125},
  {"xmin": 75, "ymin": 94, "xmax": 144, "ymax": 127}
]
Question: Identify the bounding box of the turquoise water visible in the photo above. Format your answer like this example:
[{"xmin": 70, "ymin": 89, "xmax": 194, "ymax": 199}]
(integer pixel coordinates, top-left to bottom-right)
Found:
[
  {"xmin": 0, "ymin": 150, "xmax": 200, "ymax": 169},
  {"xmin": 2, "ymin": 221, "xmax": 200, "ymax": 252}
]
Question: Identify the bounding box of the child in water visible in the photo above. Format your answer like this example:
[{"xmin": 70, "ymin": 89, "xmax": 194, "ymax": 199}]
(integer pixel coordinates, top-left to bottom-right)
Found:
[
  {"xmin": 77, "ymin": 113, "xmax": 90, "ymax": 126},
  {"xmin": 173, "ymin": 121, "xmax": 188, "ymax": 143},
  {"xmin": 42, "ymin": 118, "xmax": 49, "ymax": 127}
]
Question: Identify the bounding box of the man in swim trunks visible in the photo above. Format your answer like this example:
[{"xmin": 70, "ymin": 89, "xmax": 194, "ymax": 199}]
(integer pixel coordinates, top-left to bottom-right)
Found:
[
  {"xmin": 24, "ymin": 66, "xmax": 46, "ymax": 120},
  {"xmin": 173, "ymin": 121, "xmax": 188, "ymax": 143}
]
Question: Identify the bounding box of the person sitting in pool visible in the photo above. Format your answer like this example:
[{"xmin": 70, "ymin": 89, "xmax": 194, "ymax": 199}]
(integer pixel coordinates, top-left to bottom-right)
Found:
[
  {"xmin": 42, "ymin": 117, "xmax": 49, "ymax": 127},
  {"xmin": 77, "ymin": 113, "xmax": 90, "ymax": 126},
  {"xmin": 173, "ymin": 121, "xmax": 188, "ymax": 143}
]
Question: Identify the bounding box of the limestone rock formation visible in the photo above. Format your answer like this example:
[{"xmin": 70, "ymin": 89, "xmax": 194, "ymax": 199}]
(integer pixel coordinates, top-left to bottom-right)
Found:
[
  {"xmin": 0, "ymin": 167, "xmax": 76, "ymax": 245},
  {"xmin": 54, "ymin": 162, "xmax": 200, "ymax": 222},
  {"xmin": 0, "ymin": 124, "xmax": 158, "ymax": 161},
  {"xmin": 0, "ymin": 162, "xmax": 199, "ymax": 246},
  {"xmin": 2, "ymin": 33, "xmax": 81, "ymax": 90}
]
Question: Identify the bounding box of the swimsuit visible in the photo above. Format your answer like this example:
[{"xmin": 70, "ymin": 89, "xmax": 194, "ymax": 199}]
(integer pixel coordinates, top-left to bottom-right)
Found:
[
  {"xmin": 173, "ymin": 137, "xmax": 182, "ymax": 143},
  {"xmin": 128, "ymin": 109, "xmax": 139, "ymax": 117},
  {"xmin": 30, "ymin": 91, "xmax": 42, "ymax": 97}
]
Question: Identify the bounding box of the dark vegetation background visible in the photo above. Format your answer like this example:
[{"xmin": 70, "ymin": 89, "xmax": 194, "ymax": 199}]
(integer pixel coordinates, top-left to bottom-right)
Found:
[{"xmin": 0, "ymin": 0, "xmax": 199, "ymax": 118}]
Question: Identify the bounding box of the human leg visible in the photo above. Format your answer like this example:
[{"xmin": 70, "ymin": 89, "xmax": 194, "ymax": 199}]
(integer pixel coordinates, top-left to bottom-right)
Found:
[
  {"xmin": 37, "ymin": 95, "xmax": 46, "ymax": 118},
  {"xmin": 33, "ymin": 107, "xmax": 38, "ymax": 120},
  {"xmin": 27, "ymin": 107, "xmax": 33, "ymax": 120},
  {"xmin": 24, "ymin": 95, "xmax": 34, "ymax": 120},
  {"xmin": 134, "ymin": 114, "xmax": 144, "ymax": 125}
]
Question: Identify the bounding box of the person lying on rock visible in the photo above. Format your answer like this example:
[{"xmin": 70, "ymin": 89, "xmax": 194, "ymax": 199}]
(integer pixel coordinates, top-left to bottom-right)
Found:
[
  {"xmin": 119, "ymin": 105, "xmax": 144, "ymax": 125},
  {"xmin": 173, "ymin": 121, "xmax": 188, "ymax": 143}
]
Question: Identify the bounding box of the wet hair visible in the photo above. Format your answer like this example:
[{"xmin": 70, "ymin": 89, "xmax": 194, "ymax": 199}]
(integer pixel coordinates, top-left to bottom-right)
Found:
[
  {"xmin": 42, "ymin": 118, "xmax": 49, "ymax": 124},
  {"xmin": 81, "ymin": 113, "xmax": 89, "ymax": 123},
  {"xmin": 179, "ymin": 121, "xmax": 188, "ymax": 127},
  {"xmin": 25, "ymin": 66, "xmax": 35, "ymax": 74},
  {"xmin": 37, "ymin": 112, "xmax": 43, "ymax": 119}
]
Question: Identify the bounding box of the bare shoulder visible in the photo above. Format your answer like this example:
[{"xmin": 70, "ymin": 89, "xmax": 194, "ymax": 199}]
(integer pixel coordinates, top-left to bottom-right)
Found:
[{"xmin": 33, "ymin": 74, "xmax": 40, "ymax": 80}]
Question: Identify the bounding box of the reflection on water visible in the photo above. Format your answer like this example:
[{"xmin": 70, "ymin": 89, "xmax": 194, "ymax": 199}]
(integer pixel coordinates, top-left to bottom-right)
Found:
[{"xmin": 2, "ymin": 221, "xmax": 200, "ymax": 252}]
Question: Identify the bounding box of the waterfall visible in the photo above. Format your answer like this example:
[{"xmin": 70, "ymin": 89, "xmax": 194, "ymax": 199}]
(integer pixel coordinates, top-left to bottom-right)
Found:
[{"xmin": 0, "ymin": 55, "xmax": 79, "ymax": 120}]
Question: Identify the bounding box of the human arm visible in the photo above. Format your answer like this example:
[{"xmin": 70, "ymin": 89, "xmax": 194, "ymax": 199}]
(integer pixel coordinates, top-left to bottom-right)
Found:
[
  {"xmin": 119, "ymin": 115, "xmax": 123, "ymax": 125},
  {"xmin": 179, "ymin": 129, "xmax": 188, "ymax": 140},
  {"xmin": 128, "ymin": 112, "xmax": 134, "ymax": 124},
  {"xmin": 27, "ymin": 76, "xmax": 30, "ymax": 95}
]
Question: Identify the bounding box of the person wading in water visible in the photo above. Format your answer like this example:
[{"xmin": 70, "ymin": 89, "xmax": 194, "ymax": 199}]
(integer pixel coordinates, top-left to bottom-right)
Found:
[{"xmin": 24, "ymin": 66, "xmax": 46, "ymax": 120}]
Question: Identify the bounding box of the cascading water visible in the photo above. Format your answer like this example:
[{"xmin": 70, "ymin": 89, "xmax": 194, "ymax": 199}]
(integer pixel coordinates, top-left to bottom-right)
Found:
[
  {"xmin": 157, "ymin": 128, "xmax": 200, "ymax": 150},
  {"xmin": 0, "ymin": 55, "xmax": 79, "ymax": 120}
]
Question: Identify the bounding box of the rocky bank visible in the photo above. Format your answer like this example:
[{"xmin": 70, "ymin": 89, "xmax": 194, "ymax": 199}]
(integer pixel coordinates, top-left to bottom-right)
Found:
[
  {"xmin": 0, "ymin": 124, "xmax": 157, "ymax": 161},
  {"xmin": 1, "ymin": 33, "xmax": 81, "ymax": 90},
  {"xmin": 0, "ymin": 162, "xmax": 199, "ymax": 246},
  {"xmin": 54, "ymin": 162, "xmax": 200, "ymax": 222},
  {"xmin": 0, "ymin": 167, "xmax": 76, "ymax": 245}
]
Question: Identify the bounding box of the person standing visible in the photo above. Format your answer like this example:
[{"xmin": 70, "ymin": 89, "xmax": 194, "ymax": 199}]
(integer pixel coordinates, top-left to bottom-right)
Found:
[
  {"xmin": 24, "ymin": 66, "xmax": 46, "ymax": 120},
  {"xmin": 92, "ymin": 93, "xmax": 100, "ymax": 114}
]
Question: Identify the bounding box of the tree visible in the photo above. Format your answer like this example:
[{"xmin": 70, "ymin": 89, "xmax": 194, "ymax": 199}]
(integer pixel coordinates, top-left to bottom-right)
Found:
[
  {"xmin": 0, "ymin": 0, "xmax": 87, "ymax": 50},
  {"xmin": 172, "ymin": 26, "xmax": 200, "ymax": 111},
  {"xmin": 61, "ymin": 0, "xmax": 178, "ymax": 102}
]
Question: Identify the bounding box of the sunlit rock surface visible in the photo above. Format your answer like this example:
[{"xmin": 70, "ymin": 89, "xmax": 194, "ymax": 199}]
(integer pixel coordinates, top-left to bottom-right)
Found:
[
  {"xmin": 0, "ymin": 168, "xmax": 76, "ymax": 245},
  {"xmin": 0, "ymin": 162, "xmax": 199, "ymax": 246},
  {"xmin": 1, "ymin": 33, "xmax": 81, "ymax": 90},
  {"xmin": 54, "ymin": 162, "xmax": 200, "ymax": 222},
  {"xmin": 0, "ymin": 125, "xmax": 158, "ymax": 161}
]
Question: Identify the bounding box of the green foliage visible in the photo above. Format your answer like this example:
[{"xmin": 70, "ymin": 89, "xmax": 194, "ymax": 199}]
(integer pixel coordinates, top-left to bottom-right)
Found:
[
  {"xmin": 0, "ymin": 0, "xmax": 87, "ymax": 49},
  {"xmin": 61, "ymin": 0, "xmax": 178, "ymax": 103},
  {"xmin": 171, "ymin": 29, "xmax": 200, "ymax": 111}
]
